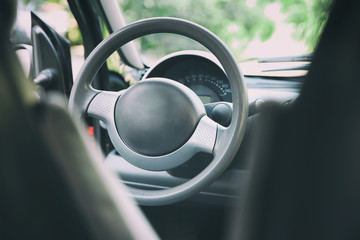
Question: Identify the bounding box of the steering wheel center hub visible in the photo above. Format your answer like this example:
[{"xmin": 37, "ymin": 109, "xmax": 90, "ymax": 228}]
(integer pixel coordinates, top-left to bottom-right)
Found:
[{"xmin": 115, "ymin": 78, "xmax": 205, "ymax": 156}]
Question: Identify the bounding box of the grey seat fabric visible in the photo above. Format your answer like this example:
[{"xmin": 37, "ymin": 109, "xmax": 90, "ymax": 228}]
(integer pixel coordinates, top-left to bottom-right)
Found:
[
  {"xmin": 232, "ymin": 0, "xmax": 360, "ymax": 239},
  {"xmin": 0, "ymin": 2, "xmax": 158, "ymax": 240}
]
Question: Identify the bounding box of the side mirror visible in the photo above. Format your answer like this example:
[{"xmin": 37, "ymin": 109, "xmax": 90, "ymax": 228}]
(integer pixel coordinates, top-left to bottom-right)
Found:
[{"xmin": 31, "ymin": 12, "xmax": 73, "ymax": 98}]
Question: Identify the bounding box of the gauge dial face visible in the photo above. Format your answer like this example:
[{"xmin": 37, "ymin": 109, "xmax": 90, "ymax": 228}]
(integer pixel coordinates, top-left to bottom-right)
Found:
[
  {"xmin": 144, "ymin": 52, "xmax": 233, "ymax": 103},
  {"xmin": 178, "ymin": 74, "xmax": 231, "ymax": 103}
]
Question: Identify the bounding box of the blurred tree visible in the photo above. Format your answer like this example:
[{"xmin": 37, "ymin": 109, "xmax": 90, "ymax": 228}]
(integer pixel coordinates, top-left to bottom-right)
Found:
[
  {"xmin": 23, "ymin": 0, "xmax": 333, "ymax": 59},
  {"xmin": 22, "ymin": 0, "xmax": 82, "ymax": 45},
  {"xmin": 278, "ymin": 0, "xmax": 333, "ymax": 49},
  {"xmin": 24, "ymin": 0, "xmax": 63, "ymax": 8},
  {"xmin": 119, "ymin": 0, "xmax": 333, "ymax": 59},
  {"xmin": 120, "ymin": 0, "xmax": 276, "ymax": 59}
]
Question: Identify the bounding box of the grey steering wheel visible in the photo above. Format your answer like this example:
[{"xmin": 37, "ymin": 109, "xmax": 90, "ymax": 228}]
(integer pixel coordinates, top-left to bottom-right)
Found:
[{"xmin": 69, "ymin": 17, "xmax": 248, "ymax": 206}]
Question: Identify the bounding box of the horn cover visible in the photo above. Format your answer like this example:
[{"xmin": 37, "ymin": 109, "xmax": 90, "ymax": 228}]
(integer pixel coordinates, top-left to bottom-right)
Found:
[{"xmin": 115, "ymin": 78, "xmax": 205, "ymax": 156}]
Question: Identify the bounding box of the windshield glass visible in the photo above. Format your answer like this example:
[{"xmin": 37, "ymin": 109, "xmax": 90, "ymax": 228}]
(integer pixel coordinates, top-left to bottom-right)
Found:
[
  {"xmin": 19, "ymin": 0, "xmax": 333, "ymax": 77},
  {"xmin": 119, "ymin": 0, "xmax": 333, "ymax": 61}
]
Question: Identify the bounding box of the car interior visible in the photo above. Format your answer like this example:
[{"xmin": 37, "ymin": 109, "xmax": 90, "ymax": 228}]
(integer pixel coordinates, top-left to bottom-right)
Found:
[{"xmin": 1, "ymin": 0, "xmax": 360, "ymax": 239}]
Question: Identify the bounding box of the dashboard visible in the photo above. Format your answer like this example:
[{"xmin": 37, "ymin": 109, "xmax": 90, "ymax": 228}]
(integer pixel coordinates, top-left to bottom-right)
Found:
[
  {"xmin": 105, "ymin": 50, "xmax": 304, "ymax": 205},
  {"xmin": 143, "ymin": 51, "xmax": 232, "ymax": 103},
  {"xmin": 142, "ymin": 50, "xmax": 302, "ymax": 105}
]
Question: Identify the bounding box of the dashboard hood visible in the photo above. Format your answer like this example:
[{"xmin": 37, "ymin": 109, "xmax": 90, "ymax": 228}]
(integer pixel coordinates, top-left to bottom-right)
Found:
[{"xmin": 240, "ymin": 60, "xmax": 309, "ymax": 77}]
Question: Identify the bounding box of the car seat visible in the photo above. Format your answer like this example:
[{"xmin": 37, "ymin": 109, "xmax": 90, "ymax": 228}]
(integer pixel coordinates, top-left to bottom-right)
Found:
[
  {"xmin": 229, "ymin": 0, "xmax": 360, "ymax": 239},
  {"xmin": 0, "ymin": 1, "xmax": 158, "ymax": 239}
]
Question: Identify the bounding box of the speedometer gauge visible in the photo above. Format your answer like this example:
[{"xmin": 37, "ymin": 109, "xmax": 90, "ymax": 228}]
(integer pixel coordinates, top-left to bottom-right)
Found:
[
  {"xmin": 143, "ymin": 51, "xmax": 233, "ymax": 103},
  {"xmin": 178, "ymin": 74, "xmax": 231, "ymax": 103}
]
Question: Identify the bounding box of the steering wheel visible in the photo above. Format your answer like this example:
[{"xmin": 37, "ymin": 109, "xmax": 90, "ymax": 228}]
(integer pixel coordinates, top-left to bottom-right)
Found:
[{"xmin": 69, "ymin": 17, "xmax": 248, "ymax": 206}]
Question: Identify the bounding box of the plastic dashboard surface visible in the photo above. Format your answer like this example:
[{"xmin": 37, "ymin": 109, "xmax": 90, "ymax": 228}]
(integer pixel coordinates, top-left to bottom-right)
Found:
[
  {"xmin": 143, "ymin": 51, "xmax": 232, "ymax": 103},
  {"xmin": 142, "ymin": 50, "xmax": 301, "ymax": 104},
  {"xmin": 107, "ymin": 50, "xmax": 303, "ymax": 205}
]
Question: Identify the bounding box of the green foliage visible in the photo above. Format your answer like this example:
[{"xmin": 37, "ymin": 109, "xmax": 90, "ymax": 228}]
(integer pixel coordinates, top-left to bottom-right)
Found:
[
  {"xmin": 24, "ymin": 0, "xmax": 63, "ymax": 8},
  {"xmin": 278, "ymin": 0, "xmax": 333, "ymax": 50},
  {"xmin": 25, "ymin": 0, "xmax": 333, "ymax": 58},
  {"xmin": 119, "ymin": 0, "xmax": 332, "ymax": 59},
  {"xmin": 66, "ymin": 25, "xmax": 82, "ymax": 45},
  {"xmin": 119, "ymin": 0, "xmax": 276, "ymax": 59}
]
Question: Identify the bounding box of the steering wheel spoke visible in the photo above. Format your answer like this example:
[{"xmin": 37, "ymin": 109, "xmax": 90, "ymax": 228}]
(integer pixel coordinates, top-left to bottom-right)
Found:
[
  {"xmin": 106, "ymin": 115, "xmax": 218, "ymax": 171},
  {"xmin": 87, "ymin": 90, "xmax": 123, "ymax": 125},
  {"xmin": 186, "ymin": 116, "xmax": 218, "ymax": 155}
]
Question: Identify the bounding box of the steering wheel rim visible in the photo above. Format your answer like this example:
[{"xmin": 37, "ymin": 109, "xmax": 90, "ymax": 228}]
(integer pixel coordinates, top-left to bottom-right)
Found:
[{"xmin": 69, "ymin": 17, "xmax": 248, "ymax": 206}]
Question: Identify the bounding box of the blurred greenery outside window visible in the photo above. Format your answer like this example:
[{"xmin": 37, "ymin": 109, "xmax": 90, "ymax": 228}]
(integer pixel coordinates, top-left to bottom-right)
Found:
[
  {"xmin": 23, "ymin": 0, "xmax": 82, "ymax": 44},
  {"xmin": 23, "ymin": 0, "xmax": 333, "ymax": 72},
  {"xmin": 119, "ymin": 0, "xmax": 333, "ymax": 61}
]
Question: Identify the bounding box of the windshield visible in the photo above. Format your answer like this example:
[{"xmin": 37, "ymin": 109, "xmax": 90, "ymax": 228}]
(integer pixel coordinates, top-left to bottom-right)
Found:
[
  {"xmin": 119, "ymin": 0, "xmax": 333, "ymax": 61},
  {"xmin": 19, "ymin": 0, "xmax": 333, "ymax": 78}
]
